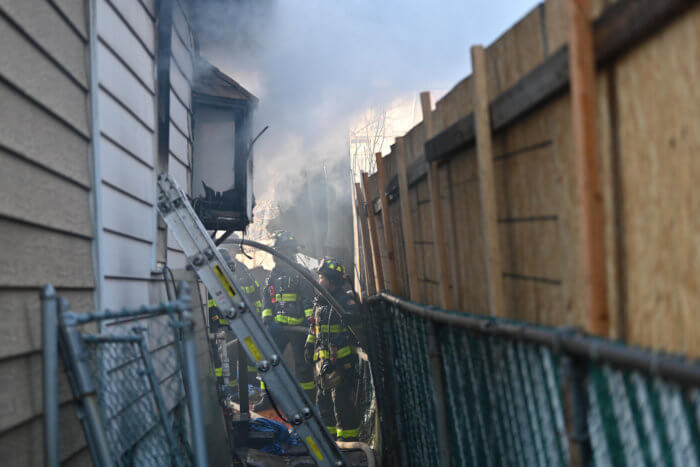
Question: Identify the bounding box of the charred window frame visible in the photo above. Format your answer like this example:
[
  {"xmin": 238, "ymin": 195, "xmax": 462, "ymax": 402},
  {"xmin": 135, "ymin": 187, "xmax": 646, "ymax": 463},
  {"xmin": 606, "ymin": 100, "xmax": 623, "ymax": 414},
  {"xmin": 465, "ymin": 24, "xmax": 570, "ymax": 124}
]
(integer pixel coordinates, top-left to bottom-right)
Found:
[{"xmin": 191, "ymin": 80, "xmax": 256, "ymax": 232}]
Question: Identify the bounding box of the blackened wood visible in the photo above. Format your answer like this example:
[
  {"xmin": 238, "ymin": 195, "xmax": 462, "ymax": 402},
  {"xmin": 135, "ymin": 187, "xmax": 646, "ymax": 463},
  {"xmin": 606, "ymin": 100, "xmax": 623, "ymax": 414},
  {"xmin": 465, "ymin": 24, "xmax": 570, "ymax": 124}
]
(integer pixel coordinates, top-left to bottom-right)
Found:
[
  {"xmin": 424, "ymin": 113, "xmax": 475, "ymax": 163},
  {"xmin": 594, "ymin": 0, "xmax": 698, "ymax": 66}
]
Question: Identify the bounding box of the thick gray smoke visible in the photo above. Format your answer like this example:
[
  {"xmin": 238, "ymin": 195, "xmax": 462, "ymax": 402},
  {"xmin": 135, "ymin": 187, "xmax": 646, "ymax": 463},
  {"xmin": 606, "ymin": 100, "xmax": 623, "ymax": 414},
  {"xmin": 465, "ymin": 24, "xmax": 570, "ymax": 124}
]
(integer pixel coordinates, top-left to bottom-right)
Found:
[
  {"xmin": 194, "ymin": 0, "xmax": 538, "ymax": 199},
  {"xmin": 193, "ymin": 0, "xmax": 538, "ymax": 265}
]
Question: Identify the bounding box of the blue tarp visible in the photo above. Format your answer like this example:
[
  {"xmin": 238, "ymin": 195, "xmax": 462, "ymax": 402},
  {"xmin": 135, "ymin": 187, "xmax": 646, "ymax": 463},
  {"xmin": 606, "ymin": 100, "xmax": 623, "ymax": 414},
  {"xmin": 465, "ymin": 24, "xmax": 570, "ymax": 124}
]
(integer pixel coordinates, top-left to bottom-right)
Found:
[{"xmin": 249, "ymin": 418, "xmax": 302, "ymax": 455}]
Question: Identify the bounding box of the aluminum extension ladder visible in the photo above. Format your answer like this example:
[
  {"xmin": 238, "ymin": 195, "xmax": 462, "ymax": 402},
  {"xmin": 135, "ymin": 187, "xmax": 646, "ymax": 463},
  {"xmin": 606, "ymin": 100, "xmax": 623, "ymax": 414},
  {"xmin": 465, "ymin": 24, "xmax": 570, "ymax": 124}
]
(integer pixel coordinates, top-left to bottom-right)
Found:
[{"xmin": 156, "ymin": 173, "xmax": 346, "ymax": 466}]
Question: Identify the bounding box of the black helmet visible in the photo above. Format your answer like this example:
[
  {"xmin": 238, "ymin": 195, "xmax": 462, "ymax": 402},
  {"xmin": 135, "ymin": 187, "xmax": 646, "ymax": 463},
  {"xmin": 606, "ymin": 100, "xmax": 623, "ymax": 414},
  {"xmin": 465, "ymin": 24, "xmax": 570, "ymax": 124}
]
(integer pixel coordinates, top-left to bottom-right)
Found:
[
  {"xmin": 272, "ymin": 230, "xmax": 298, "ymax": 251},
  {"xmin": 317, "ymin": 257, "xmax": 346, "ymax": 284}
]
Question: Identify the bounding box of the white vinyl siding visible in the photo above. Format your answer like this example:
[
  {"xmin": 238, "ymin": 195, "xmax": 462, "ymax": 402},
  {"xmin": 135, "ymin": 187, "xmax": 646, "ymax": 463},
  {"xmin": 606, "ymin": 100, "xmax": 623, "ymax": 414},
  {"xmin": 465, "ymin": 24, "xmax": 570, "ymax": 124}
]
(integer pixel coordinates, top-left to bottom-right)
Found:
[
  {"xmin": 0, "ymin": 1, "xmax": 93, "ymax": 464},
  {"xmin": 94, "ymin": 0, "xmax": 158, "ymax": 309}
]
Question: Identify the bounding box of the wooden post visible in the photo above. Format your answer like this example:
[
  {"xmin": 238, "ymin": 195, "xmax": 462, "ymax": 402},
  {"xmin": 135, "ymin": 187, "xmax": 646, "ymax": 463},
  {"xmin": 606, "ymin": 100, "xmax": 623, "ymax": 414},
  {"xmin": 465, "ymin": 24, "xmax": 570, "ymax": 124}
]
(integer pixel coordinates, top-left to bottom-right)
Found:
[
  {"xmin": 420, "ymin": 92, "xmax": 453, "ymax": 310},
  {"xmin": 569, "ymin": 0, "xmax": 609, "ymax": 336},
  {"xmin": 352, "ymin": 177, "xmax": 362, "ymax": 295},
  {"xmin": 471, "ymin": 46, "xmax": 506, "ymax": 318},
  {"xmin": 361, "ymin": 172, "xmax": 385, "ymax": 292},
  {"xmin": 355, "ymin": 182, "xmax": 376, "ymax": 296},
  {"xmin": 395, "ymin": 138, "xmax": 420, "ymax": 301},
  {"xmin": 375, "ymin": 152, "xmax": 400, "ymax": 294}
]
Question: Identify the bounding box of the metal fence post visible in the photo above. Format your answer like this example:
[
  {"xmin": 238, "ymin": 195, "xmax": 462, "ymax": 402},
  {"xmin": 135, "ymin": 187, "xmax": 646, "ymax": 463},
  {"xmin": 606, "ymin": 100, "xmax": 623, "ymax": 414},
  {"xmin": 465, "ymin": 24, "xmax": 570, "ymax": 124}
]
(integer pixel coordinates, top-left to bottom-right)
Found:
[
  {"xmin": 42, "ymin": 285, "xmax": 59, "ymax": 467},
  {"xmin": 561, "ymin": 353, "xmax": 592, "ymax": 467},
  {"xmin": 58, "ymin": 299, "xmax": 113, "ymax": 467},
  {"xmin": 177, "ymin": 282, "xmax": 209, "ymax": 467}
]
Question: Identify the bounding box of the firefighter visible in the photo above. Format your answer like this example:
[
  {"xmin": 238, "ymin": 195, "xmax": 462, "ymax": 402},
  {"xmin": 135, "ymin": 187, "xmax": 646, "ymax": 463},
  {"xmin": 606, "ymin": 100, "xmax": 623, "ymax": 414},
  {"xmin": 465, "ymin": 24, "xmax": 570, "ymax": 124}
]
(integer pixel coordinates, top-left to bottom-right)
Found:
[
  {"xmin": 208, "ymin": 249, "xmax": 262, "ymax": 396},
  {"xmin": 304, "ymin": 257, "xmax": 362, "ymax": 442},
  {"xmin": 253, "ymin": 231, "xmax": 316, "ymax": 411}
]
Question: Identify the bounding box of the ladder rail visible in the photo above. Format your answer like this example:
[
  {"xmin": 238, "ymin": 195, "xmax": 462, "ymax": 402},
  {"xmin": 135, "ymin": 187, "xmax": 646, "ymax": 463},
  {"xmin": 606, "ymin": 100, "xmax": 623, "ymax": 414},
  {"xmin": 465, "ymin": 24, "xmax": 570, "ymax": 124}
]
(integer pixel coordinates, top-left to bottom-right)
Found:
[{"xmin": 156, "ymin": 174, "xmax": 346, "ymax": 466}]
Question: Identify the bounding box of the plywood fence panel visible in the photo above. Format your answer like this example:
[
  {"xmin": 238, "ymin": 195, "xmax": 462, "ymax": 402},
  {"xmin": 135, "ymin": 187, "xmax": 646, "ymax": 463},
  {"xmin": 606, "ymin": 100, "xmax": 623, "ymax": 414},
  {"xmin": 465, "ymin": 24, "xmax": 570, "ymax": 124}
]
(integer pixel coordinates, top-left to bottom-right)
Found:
[
  {"xmin": 490, "ymin": 100, "xmax": 566, "ymax": 323},
  {"xmin": 434, "ymin": 76, "xmax": 474, "ymax": 135},
  {"xmin": 613, "ymin": 5, "xmax": 700, "ymax": 357},
  {"xmin": 388, "ymin": 198, "xmax": 409, "ymax": 298},
  {"xmin": 409, "ymin": 183, "xmax": 427, "ymax": 302},
  {"xmin": 547, "ymin": 94, "xmax": 586, "ymax": 329},
  {"xmin": 368, "ymin": 173, "xmax": 391, "ymax": 292},
  {"xmin": 414, "ymin": 178, "xmax": 438, "ymax": 304},
  {"xmin": 486, "ymin": 7, "xmax": 547, "ymax": 98},
  {"xmin": 438, "ymin": 163, "xmax": 460, "ymax": 307},
  {"xmin": 383, "ymin": 148, "xmax": 411, "ymax": 295},
  {"xmin": 374, "ymin": 213, "xmax": 389, "ymax": 293},
  {"xmin": 499, "ymin": 221, "xmax": 562, "ymax": 280},
  {"xmin": 493, "ymin": 106, "xmax": 560, "ymax": 220},
  {"xmin": 444, "ymin": 160, "xmax": 466, "ymax": 310},
  {"xmin": 384, "ymin": 150, "xmax": 398, "ymax": 184},
  {"xmin": 544, "ymin": 0, "xmax": 570, "ymax": 54},
  {"xmin": 503, "ymin": 275, "xmax": 537, "ymax": 323},
  {"xmin": 444, "ymin": 148, "xmax": 489, "ymax": 314},
  {"xmin": 356, "ymin": 0, "xmax": 698, "ymax": 358},
  {"xmin": 402, "ymin": 122, "xmax": 427, "ymax": 166}
]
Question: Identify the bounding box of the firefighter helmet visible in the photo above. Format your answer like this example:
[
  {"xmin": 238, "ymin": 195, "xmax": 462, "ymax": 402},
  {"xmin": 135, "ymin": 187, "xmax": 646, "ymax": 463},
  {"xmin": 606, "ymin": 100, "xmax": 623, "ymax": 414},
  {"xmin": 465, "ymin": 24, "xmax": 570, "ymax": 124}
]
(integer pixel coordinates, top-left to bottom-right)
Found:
[
  {"xmin": 317, "ymin": 257, "xmax": 346, "ymax": 284},
  {"xmin": 272, "ymin": 230, "xmax": 298, "ymax": 251}
]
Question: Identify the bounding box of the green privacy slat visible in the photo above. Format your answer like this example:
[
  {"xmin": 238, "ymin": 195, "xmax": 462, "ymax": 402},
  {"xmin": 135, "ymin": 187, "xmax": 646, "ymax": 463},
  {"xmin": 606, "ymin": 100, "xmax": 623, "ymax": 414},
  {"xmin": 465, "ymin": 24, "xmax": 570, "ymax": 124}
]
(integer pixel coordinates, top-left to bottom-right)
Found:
[
  {"xmin": 388, "ymin": 307, "xmax": 441, "ymax": 467},
  {"xmin": 541, "ymin": 349, "xmax": 570, "ymax": 464},
  {"xmin": 477, "ymin": 337, "xmax": 509, "ymax": 465},
  {"xmin": 525, "ymin": 345, "xmax": 564, "ymax": 467},
  {"xmin": 627, "ymin": 372, "xmax": 661, "ymax": 466},
  {"xmin": 591, "ymin": 364, "xmax": 628, "ymax": 466},
  {"xmin": 442, "ymin": 327, "xmax": 477, "ymax": 465},
  {"xmin": 588, "ymin": 368, "xmax": 612, "ymax": 467},
  {"xmin": 463, "ymin": 331, "xmax": 492, "ymax": 465},
  {"xmin": 604, "ymin": 366, "xmax": 645, "ymax": 466},
  {"xmin": 516, "ymin": 342, "xmax": 546, "ymax": 467},
  {"xmin": 364, "ymin": 298, "xmax": 700, "ymax": 467},
  {"xmin": 656, "ymin": 379, "xmax": 700, "ymax": 467},
  {"xmin": 497, "ymin": 340, "xmax": 527, "ymax": 467},
  {"xmin": 507, "ymin": 342, "xmax": 537, "ymax": 466}
]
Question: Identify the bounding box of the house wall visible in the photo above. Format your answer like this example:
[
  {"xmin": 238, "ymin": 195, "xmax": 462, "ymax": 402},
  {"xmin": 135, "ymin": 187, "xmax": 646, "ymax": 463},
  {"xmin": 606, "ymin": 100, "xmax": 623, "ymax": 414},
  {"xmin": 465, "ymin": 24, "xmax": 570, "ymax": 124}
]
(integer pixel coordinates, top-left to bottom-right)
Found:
[
  {"xmin": 94, "ymin": 0, "xmax": 193, "ymax": 310},
  {"xmin": 0, "ymin": 0, "xmax": 94, "ymax": 464},
  {"xmin": 0, "ymin": 0, "xmax": 221, "ymax": 464},
  {"xmin": 93, "ymin": 0, "xmax": 225, "ymax": 463}
]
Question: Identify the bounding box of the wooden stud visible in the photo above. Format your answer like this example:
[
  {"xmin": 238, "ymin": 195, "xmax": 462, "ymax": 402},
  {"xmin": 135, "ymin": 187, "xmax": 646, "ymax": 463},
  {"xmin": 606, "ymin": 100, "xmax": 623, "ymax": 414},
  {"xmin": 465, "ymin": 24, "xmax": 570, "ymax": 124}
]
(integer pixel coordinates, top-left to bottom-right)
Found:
[
  {"xmin": 355, "ymin": 182, "xmax": 376, "ymax": 296},
  {"xmin": 568, "ymin": 0, "xmax": 609, "ymax": 336},
  {"xmin": 471, "ymin": 46, "xmax": 506, "ymax": 318},
  {"xmin": 361, "ymin": 172, "xmax": 385, "ymax": 292},
  {"xmin": 375, "ymin": 152, "xmax": 400, "ymax": 294},
  {"xmin": 395, "ymin": 138, "xmax": 420, "ymax": 301},
  {"xmin": 352, "ymin": 179, "xmax": 362, "ymax": 295},
  {"xmin": 420, "ymin": 92, "xmax": 454, "ymax": 310}
]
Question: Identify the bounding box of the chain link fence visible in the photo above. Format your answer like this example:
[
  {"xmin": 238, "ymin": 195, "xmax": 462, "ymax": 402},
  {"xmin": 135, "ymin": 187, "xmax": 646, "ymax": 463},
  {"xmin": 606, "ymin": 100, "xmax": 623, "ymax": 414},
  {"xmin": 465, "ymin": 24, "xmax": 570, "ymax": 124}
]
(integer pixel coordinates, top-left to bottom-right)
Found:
[
  {"xmin": 364, "ymin": 293, "xmax": 700, "ymax": 467},
  {"xmin": 42, "ymin": 282, "xmax": 208, "ymax": 467}
]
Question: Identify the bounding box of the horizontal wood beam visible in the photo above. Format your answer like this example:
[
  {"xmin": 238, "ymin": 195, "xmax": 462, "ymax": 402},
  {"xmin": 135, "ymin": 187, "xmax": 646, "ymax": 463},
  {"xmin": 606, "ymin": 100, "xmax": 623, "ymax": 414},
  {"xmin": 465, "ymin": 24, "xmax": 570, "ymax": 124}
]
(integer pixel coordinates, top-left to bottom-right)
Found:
[
  {"xmin": 424, "ymin": 0, "xmax": 696, "ymax": 164},
  {"xmin": 593, "ymin": 0, "xmax": 697, "ymax": 66}
]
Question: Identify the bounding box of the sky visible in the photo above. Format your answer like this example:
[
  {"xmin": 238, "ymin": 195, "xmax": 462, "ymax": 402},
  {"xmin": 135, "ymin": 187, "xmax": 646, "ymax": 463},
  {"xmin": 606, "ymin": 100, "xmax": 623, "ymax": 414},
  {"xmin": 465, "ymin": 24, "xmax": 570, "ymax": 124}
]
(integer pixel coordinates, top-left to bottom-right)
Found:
[{"xmin": 196, "ymin": 0, "xmax": 541, "ymax": 203}]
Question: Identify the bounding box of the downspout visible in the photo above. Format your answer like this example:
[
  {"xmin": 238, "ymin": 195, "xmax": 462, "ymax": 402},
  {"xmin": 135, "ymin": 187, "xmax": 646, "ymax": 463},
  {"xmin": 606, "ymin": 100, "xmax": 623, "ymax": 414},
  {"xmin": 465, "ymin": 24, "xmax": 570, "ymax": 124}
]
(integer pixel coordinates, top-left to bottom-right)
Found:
[
  {"xmin": 87, "ymin": 0, "xmax": 105, "ymax": 314},
  {"xmin": 155, "ymin": 0, "xmax": 174, "ymax": 268},
  {"xmin": 156, "ymin": 0, "xmax": 174, "ymax": 172}
]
